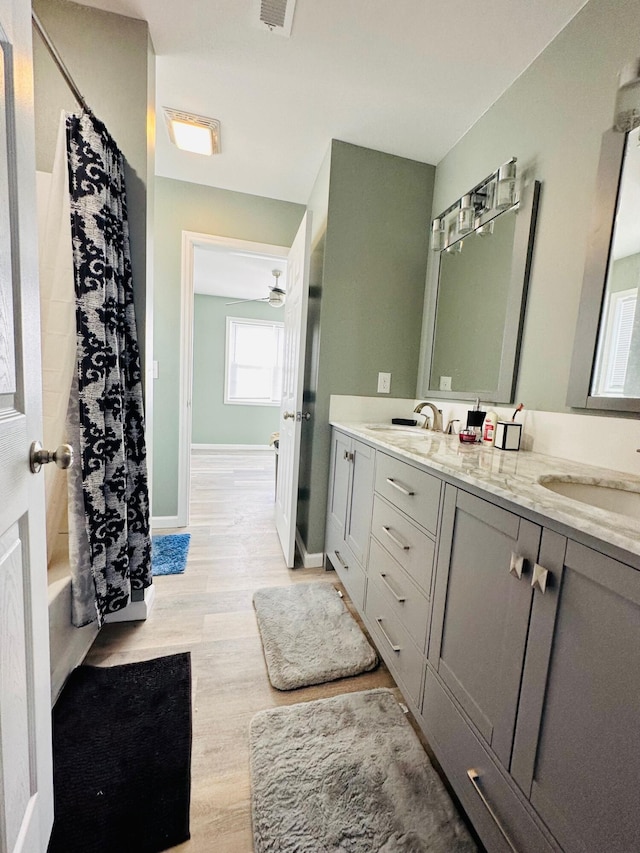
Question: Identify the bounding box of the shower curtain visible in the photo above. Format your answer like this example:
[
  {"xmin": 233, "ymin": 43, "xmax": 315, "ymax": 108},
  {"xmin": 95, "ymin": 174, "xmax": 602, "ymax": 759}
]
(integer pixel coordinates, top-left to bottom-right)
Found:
[{"xmin": 65, "ymin": 110, "xmax": 151, "ymax": 626}]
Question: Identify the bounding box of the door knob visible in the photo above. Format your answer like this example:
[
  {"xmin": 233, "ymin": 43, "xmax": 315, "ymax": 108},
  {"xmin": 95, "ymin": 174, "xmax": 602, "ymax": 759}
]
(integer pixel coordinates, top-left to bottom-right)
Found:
[
  {"xmin": 283, "ymin": 411, "xmax": 296, "ymax": 420},
  {"xmin": 29, "ymin": 441, "xmax": 74, "ymax": 474}
]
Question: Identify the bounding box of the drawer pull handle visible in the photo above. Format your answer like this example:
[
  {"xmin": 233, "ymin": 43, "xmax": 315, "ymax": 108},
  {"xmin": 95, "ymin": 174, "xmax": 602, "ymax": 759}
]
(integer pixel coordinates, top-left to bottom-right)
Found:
[
  {"xmin": 467, "ymin": 769, "xmax": 518, "ymax": 853},
  {"xmin": 386, "ymin": 477, "xmax": 415, "ymax": 497},
  {"xmin": 376, "ymin": 617, "xmax": 401, "ymax": 653},
  {"xmin": 509, "ymin": 553, "xmax": 524, "ymax": 580},
  {"xmin": 381, "ymin": 526, "xmax": 410, "ymax": 551},
  {"xmin": 531, "ymin": 563, "xmax": 548, "ymax": 594},
  {"xmin": 380, "ymin": 572, "xmax": 406, "ymax": 603},
  {"xmin": 334, "ymin": 550, "xmax": 348, "ymax": 570}
]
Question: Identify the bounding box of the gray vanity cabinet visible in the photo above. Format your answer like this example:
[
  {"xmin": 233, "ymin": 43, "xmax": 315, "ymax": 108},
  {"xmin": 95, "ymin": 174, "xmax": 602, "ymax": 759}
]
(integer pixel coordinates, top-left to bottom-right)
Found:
[
  {"xmin": 325, "ymin": 431, "xmax": 375, "ymax": 607},
  {"xmin": 510, "ymin": 535, "xmax": 640, "ymax": 853},
  {"xmin": 429, "ymin": 485, "xmax": 541, "ymax": 768}
]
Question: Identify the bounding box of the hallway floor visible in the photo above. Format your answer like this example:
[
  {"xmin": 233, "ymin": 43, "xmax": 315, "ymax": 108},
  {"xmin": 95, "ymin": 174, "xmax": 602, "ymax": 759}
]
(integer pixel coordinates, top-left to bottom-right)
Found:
[{"xmin": 84, "ymin": 449, "xmax": 396, "ymax": 851}]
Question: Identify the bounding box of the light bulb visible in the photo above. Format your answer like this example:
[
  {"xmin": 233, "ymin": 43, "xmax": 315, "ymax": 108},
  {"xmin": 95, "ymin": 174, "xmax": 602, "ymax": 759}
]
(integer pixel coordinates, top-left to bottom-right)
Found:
[
  {"xmin": 431, "ymin": 218, "xmax": 445, "ymax": 252},
  {"xmin": 495, "ymin": 161, "xmax": 517, "ymax": 209},
  {"xmin": 458, "ymin": 195, "xmax": 474, "ymax": 235}
]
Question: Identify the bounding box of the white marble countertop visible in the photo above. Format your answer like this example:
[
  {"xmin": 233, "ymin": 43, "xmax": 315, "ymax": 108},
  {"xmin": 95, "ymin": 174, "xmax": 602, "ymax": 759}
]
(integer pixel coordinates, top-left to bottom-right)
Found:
[{"xmin": 332, "ymin": 421, "xmax": 640, "ymax": 560}]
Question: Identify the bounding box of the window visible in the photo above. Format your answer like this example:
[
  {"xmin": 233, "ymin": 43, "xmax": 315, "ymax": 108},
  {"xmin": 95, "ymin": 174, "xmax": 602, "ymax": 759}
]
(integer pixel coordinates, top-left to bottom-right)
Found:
[
  {"xmin": 593, "ymin": 287, "xmax": 637, "ymax": 396},
  {"xmin": 225, "ymin": 317, "xmax": 284, "ymax": 406}
]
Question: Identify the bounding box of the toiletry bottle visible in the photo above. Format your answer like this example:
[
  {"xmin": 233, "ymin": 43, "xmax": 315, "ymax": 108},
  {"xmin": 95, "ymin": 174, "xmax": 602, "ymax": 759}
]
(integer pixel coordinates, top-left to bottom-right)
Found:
[{"xmin": 483, "ymin": 411, "xmax": 498, "ymax": 445}]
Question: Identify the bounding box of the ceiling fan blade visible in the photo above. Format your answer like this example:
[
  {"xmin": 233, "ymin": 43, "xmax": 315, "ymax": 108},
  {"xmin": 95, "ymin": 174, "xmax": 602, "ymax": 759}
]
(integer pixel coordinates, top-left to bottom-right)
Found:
[{"xmin": 225, "ymin": 297, "xmax": 268, "ymax": 306}]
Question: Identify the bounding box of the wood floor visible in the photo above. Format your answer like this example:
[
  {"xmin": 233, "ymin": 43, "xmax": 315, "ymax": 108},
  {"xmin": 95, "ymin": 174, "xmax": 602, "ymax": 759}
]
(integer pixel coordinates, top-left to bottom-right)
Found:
[{"xmin": 84, "ymin": 450, "xmax": 396, "ymax": 852}]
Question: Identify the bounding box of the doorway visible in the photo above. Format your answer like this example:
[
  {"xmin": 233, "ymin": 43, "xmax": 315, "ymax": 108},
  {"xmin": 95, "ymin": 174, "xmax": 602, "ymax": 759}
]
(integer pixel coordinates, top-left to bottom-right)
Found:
[{"xmin": 175, "ymin": 231, "xmax": 290, "ymax": 527}]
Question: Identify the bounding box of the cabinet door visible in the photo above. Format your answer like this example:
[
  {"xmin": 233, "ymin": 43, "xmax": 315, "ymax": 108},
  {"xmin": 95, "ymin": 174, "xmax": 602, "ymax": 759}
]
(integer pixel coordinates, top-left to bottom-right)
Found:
[
  {"xmin": 345, "ymin": 439, "xmax": 375, "ymax": 567},
  {"xmin": 429, "ymin": 485, "xmax": 541, "ymax": 768},
  {"xmin": 511, "ymin": 534, "xmax": 640, "ymax": 853},
  {"xmin": 326, "ymin": 430, "xmax": 351, "ymax": 538}
]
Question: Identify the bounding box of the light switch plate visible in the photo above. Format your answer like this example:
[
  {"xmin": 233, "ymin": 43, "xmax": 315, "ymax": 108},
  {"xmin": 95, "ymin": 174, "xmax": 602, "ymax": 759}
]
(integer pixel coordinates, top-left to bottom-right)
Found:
[
  {"xmin": 377, "ymin": 372, "xmax": 391, "ymax": 393},
  {"xmin": 440, "ymin": 375, "xmax": 452, "ymax": 391},
  {"xmin": 153, "ymin": 360, "xmax": 159, "ymax": 379}
]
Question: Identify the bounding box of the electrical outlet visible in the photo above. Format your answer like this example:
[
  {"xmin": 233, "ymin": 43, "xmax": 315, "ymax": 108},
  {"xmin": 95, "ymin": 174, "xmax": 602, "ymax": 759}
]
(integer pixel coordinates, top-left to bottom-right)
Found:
[
  {"xmin": 440, "ymin": 375, "xmax": 452, "ymax": 391},
  {"xmin": 377, "ymin": 372, "xmax": 391, "ymax": 393}
]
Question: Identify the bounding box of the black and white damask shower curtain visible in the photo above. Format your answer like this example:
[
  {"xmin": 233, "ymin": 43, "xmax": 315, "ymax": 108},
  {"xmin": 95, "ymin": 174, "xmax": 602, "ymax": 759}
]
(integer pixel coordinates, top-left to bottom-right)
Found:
[{"xmin": 65, "ymin": 111, "xmax": 151, "ymax": 626}]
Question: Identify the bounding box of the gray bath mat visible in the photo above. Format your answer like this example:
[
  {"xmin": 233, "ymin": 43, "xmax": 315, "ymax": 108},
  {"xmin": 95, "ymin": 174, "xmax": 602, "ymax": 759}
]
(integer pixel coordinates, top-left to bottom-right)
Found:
[
  {"xmin": 250, "ymin": 688, "xmax": 477, "ymax": 852},
  {"xmin": 252, "ymin": 582, "xmax": 378, "ymax": 690}
]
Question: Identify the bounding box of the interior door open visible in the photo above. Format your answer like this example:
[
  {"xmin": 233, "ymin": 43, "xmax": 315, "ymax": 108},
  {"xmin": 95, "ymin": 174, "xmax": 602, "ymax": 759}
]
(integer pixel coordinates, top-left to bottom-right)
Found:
[
  {"xmin": 0, "ymin": 3, "xmax": 54, "ymax": 851},
  {"xmin": 274, "ymin": 211, "xmax": 312, "ymax": 567}
]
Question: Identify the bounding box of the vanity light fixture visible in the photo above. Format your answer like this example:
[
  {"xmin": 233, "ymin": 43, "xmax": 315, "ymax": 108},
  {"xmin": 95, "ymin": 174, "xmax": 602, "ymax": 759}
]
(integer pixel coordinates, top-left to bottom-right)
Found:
[
  {"xmin": 614, "ymin": 58, "xmax": 640, "ymax": 132},
  {"xmin": 430, "ymin": 157, "xmax": 518, "ymax": 251},
  {"xmin": 431, "ymin": 217, "xmax": 446, "ymax": 251},
  {"xmin": 495, "ymin": 159, "xmax": 518, "ymax": 209},
  {"xmin": 163, "ymin": 108, "xmax": 221, "ymax": 156}
]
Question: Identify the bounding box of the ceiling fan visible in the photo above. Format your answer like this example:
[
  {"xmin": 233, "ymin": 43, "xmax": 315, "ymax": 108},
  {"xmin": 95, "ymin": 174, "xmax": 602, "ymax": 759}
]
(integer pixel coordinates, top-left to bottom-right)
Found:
[{"xmin": 226, "ymin": 269, "xmax": 286, "ymax": 308}]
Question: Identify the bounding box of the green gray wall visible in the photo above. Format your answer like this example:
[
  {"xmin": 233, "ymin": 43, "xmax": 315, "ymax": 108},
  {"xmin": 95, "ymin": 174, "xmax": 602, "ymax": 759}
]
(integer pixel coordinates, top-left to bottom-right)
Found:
[
  {"xmin": 610, "ymin": 254, "xmax": 640, "ymax": 294},
  {"xmin": 153, "ymin": 176, "xmax": 304, "ymax": 517},
  {"xmin": 33, "ymin": 0, "xmax": 152, "ymax": 364},
  {"xmin": 298, "ymin": 141, "xmax": 435, "ymax": 554},
  {"xmin": 192, "ymin": 295, "xmax": 283, "ymax": 445},
  {"xmin": 425, "ymin": 0, "xmax": 640, "ymax": 414}
]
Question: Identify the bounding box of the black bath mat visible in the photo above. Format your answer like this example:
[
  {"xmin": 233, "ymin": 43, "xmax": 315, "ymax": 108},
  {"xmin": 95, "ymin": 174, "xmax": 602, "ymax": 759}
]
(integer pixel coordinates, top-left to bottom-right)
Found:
[{"xmin": 48, "ymin": 653, "xmax": 192, "ymax": 853}]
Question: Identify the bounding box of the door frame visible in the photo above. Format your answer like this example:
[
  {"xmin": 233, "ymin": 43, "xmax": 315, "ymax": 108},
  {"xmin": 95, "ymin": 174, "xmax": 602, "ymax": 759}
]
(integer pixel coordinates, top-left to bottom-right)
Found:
[{"xmin": 168, "ymin": 230, "xmax": 289, "ymax": 528}]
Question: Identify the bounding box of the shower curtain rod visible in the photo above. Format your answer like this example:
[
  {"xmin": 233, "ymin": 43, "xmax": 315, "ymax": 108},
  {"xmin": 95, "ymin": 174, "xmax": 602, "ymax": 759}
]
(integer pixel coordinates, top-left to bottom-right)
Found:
[{"xmin": 31, "ymin": 11, "xmax": 89, "ymax": 113}]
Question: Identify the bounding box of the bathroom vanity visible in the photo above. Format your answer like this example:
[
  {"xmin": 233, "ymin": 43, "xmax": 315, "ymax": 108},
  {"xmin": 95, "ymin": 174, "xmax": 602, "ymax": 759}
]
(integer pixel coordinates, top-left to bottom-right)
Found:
[{"xmin": 325, "ymin": 423, "xmax": 640, "ymax": 853}]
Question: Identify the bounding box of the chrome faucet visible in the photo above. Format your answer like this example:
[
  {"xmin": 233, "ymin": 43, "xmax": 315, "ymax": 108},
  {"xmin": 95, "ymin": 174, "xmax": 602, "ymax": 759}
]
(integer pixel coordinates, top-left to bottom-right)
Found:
[{"xmin": 413, "ymin": 401, "xmax": 443, "ymax": 432}]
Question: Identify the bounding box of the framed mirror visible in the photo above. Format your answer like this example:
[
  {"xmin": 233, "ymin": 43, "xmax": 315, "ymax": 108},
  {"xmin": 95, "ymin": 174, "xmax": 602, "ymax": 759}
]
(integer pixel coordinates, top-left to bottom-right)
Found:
[
  {"xmin": 419, "ymin": 176, "xmax": 541, "ymax": 403},
  {"xmin": 568, "ymin": 127, "xmax": 640, "ymax": 411}
]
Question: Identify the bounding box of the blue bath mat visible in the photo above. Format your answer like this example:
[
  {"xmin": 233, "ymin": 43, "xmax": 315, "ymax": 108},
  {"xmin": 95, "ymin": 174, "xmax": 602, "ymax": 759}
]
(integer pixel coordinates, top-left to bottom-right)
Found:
[{"xmin": 152, "ymin": 533, "xmax": 191, "ymax": 576}]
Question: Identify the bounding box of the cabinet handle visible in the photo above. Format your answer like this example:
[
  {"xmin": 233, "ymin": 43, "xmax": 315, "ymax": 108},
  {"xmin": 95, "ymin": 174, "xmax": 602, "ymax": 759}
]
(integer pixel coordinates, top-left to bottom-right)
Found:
[
  {"xmin": 343, "ymin": 450, "xmax": 354, "ymax": 462},
  {"xmin": 531, "ymin": 563, "xmax": 549, "ymax": 594},
  {"xmin": 334, "ymin": 550, "xmax": 348, "ymax": 570},
  {"xmin": 509, "ymin": 553, "xmax": 525, "ymax": 580},
  {"xmin": 376, "ymin": 617, "xmax": 401, "ymax": 652},
  {"xmin": 386, "ymin": 477, "xmax": 415, "ymax": 496},
  {"xmin": 467, "ymin": 769, "xmax": 518, "ymax": 853},
  {"xmin": 381, "ymin": 525, "xmax": 410, "ymax": 551},
  {"xmin": 379, "ymin": 572, "xmax": 406, "ymax": 603}
]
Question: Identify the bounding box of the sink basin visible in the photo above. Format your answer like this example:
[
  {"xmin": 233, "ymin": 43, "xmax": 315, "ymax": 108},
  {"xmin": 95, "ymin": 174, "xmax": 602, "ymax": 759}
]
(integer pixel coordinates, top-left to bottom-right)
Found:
[
  {"xmin": 366, "ymin": 424, "xmax": 424, "ymax": 435},
  {"xmin": 539, "ymin": 477, "xmax": 640, "ymax": 519}
]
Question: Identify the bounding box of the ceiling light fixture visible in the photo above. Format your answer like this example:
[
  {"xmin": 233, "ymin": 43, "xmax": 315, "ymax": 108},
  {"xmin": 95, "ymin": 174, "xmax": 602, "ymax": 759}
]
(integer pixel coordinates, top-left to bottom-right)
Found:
[{"xmin": 163, "ymin": 108, "xmax": 221, "ymax": 156}]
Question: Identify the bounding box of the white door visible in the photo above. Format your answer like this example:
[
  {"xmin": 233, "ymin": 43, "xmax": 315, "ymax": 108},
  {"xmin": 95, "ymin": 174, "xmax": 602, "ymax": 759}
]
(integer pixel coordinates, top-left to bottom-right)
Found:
[
  {"xmin": 0, "ymin": 3, "xmax": 54, "ymax": 852},
  {"xmin": 275, "ymin": 212, "xmax": 312, "ymax": 567}
]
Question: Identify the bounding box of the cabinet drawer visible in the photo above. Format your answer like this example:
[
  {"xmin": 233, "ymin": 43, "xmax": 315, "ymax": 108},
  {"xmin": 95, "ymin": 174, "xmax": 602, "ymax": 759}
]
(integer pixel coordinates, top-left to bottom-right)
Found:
[
  {"xmin": 368, "ymin": 537, "xmax": 430, "ymax": 652},
  {"xmin": 371, "ymin": 495, "xmax": 435, "ymax": 593},
  {"xmin": 325, "ymin": 523, "xmax": 366, "ymax": 610},
  {"xmin": 365, "ymin": 575, "xmax": 424, "ymax": 704},
  {"xmin": 422, "ymin": 668, "xmax": 557, "ymax": 853},
  {"xmin": 375, "ymin": 452, "xmax": 441, "ymax": 534}
]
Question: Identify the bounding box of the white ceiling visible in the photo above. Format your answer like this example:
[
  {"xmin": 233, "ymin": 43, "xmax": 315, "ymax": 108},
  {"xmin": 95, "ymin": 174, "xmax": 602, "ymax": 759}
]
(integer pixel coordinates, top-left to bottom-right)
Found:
[
  {"xmin": 76, "ymin": 0, "xmax": 589, "ymax": 205},
  {"xmin": 193, "ymin": 243, "xmax": 287, "ymax": 300}
]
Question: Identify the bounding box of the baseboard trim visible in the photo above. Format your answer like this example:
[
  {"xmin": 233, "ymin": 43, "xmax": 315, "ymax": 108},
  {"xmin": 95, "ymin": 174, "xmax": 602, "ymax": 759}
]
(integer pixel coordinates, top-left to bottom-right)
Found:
[
  {"xmin": 191, "ymin": 443, "xmax": 271, "ymax": 451},
  {"xmin": 104, "ymin": 584, "xmax": 157, "ymax": 624},
  {"xmin": 152, "ymin": 516, "xmax": 182, "ymax": 529},
  {"xmin": 295, "ymin": 529, "xmax": 324, "ymax": 569}
]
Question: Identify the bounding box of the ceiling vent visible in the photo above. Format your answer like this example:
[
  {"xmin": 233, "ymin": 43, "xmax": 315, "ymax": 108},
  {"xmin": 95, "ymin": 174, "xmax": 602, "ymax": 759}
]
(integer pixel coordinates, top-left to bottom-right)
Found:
[{"xmin": 253, "ymin": 0, "xmax": 297, "ymax": 37}]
